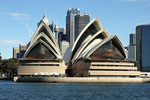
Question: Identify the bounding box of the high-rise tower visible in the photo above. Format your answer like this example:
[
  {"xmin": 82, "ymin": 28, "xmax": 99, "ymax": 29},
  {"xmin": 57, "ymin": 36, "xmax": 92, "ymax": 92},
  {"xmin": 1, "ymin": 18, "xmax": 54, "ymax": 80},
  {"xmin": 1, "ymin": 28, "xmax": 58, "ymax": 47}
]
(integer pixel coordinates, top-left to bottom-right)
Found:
[
  {"xmin": 75, "ymin": 14, "xmax": 90, "ymax": 40},
  {"xmin": 54, "ymin": 24, "xmax": 59, "ymax": 42},
  {"xmin": 136, "ymin": 24, "xmax": 150, "ymax": 72},
  {"xmin": 66, "ymin": 8, "xmax": 90, "ymax": 46},
  {"xmin": 128, "ymin": 33, "xmax": 136, "ymax": 60},
  {"xmin": 130, "ymin": 33, "xmax": 136, "ymax": 46},
  {"xmin": 66, "ymin": 8, "xmax": 80, "ymax": 46}
]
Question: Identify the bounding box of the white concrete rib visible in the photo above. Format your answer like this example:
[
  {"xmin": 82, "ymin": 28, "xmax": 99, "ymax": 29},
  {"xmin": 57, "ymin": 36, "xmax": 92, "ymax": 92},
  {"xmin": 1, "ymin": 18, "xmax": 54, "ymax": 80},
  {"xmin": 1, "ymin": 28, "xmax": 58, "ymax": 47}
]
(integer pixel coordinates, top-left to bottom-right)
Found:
[
  {"xmin": 69, "ymin": 17, "xmax": 126, "ymax": 65},
  {"xmin": 23, "ymin": 20, "xmax": 62, "ymax": 59}
]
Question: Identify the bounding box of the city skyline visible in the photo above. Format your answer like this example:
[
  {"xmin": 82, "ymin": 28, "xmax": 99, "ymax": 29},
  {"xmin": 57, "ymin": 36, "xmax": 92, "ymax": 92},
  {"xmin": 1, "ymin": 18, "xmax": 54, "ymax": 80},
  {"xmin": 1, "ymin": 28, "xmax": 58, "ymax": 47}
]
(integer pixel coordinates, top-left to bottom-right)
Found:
[{"xmin": 0, "ymin": 0, "xmax": 150, "ymax": 59}]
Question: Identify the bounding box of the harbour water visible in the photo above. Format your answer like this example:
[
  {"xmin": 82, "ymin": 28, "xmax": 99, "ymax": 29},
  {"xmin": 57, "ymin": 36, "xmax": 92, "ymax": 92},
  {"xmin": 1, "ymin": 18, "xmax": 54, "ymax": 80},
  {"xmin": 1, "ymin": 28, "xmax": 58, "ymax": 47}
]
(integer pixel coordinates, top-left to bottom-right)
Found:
[{"xmin": 0, "ymin": 81, "xmax": 150, "ymax": 100}]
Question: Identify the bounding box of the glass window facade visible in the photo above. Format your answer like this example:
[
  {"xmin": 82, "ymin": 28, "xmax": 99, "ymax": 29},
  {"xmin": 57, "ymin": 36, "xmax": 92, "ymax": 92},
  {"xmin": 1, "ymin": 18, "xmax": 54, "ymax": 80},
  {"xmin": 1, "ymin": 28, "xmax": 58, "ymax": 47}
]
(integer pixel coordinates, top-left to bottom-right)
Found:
[
  {"xmin": 141, "ymin": 25, "xmax": 150, "ymax": 71},
  {"xmin": 27, "ymin": 43, "xmax": 56, "ymax": 59},
  {"xmin": 90, "ymin": 39, "xmax": 125, "ymax": 60},
  {"xmin": 136, "ymin": 25, "xmax": 150, "ymax": 72}
]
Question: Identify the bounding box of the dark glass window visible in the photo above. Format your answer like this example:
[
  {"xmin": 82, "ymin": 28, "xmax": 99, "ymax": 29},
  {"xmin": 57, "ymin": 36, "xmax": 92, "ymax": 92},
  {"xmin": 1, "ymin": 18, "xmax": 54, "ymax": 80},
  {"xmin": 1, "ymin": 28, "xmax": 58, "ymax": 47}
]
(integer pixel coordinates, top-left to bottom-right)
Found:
[
  {"xmin": 89, "ymin": 39, "xmax": 125, "ymax": 60},
  {"xmin": 27, "ymin": 43, "xmax": 56, "ymax": 59},
  {"xmin": 142, "ymin": 25, "xmax": 150, "ymax": 71}
]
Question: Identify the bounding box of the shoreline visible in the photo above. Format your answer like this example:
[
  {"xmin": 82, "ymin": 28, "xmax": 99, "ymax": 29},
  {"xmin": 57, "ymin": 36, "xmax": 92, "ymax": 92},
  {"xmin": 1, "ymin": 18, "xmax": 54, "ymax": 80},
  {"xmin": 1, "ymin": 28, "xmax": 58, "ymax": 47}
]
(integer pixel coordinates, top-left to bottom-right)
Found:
[
  {"xmin": 0, "ymin": 77, "xmax": 13, "ymax": 81},
  {"xmin": 14, "ymin": 76, "xmax": 150, "ymax": 83}
]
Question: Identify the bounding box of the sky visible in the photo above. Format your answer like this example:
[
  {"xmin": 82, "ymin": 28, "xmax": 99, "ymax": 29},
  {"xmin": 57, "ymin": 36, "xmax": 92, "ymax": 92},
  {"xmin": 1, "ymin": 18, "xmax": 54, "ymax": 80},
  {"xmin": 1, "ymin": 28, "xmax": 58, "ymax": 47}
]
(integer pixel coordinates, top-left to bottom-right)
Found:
[{"xmin": 0, "ymin": 0, "xmax": 150, "ymax": 59}]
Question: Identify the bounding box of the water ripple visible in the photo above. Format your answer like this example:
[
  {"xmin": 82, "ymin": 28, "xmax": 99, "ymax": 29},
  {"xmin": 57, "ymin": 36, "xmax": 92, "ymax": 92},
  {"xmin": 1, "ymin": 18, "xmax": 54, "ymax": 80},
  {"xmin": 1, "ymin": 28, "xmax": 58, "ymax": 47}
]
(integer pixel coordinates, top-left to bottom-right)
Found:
[{"xmin": 0, "ymin": 81, "xmax": 150, "ymax": 100}]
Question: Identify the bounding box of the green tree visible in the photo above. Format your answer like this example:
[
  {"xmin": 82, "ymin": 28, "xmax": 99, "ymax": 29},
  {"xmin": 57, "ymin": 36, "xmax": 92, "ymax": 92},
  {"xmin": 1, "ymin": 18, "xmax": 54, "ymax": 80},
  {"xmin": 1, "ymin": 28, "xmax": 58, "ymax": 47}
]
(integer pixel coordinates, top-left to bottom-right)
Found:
[{"xmin": 0, "ymin": 58, "xmax": 18, "ymax": 77}]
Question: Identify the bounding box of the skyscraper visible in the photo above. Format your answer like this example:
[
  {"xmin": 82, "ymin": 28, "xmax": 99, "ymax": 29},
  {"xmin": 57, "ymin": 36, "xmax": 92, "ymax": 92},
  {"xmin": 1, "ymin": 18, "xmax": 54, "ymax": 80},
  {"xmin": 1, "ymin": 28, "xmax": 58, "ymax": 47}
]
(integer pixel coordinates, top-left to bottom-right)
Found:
[
  {"xmin": 130, "ymin": 33, "xmax": 136, "ymax": 46},
  {"xmin": 136, "ymin": 24, "xmax": 150, "ymax": 72},
  {"xmin": 58, "ymin": 27, "xmax": 66, "ymax": 46},
  {"xmin": 13, "ymin": 47, "xmax": 19, "ymax": 59},
  {"xmin": 66, "ymin": 8, "xmax": 80, "ymax": 46},
  {"xmin": 128, "ymin": 33, "xmax": 136, "ymax": 60},
  {"xmin": 66, "ymin": 8, "xmax": 90, "ymax": 46},
  {"xmin": 75, "ymin": 14, "xmax": 90, "ymax": 40},
  {"xmin": 60, "ymin": 41, "xmax": 69, "ymax": 58},
  {"xmin": 19, "ymin": 44, "xmax": 27, "ymax": 58}
]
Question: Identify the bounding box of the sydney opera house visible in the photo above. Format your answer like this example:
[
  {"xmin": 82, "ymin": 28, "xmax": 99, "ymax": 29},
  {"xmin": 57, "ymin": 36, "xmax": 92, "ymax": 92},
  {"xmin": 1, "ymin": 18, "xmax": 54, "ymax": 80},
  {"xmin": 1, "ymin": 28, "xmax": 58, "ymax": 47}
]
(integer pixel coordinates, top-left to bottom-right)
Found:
[
  {"xmin": 17, "ymin": 14, "xmax": 140, "ymax": 79},
  {"xmin": 66, "ymin": 17, "xmax": 140, "ymax": 77},
  {"xmin": 18, "ymin": 15, "xmax": 67, "ymax": 76}
]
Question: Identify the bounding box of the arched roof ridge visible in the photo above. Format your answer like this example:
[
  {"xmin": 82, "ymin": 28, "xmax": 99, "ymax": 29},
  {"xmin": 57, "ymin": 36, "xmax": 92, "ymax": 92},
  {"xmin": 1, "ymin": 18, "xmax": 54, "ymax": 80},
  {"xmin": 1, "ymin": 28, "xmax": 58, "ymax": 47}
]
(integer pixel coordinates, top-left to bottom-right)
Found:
[
  {"xmin": 24, "ymin": 32, "xmax": 61, "ymax": 58},
  {"xmin": 30, "ymin": 21, "xmax": 59, "ymax": 49},
  {"xmin": 24, "ymin": 39, "xmax": 60, "ymax": 59},
  {"xmin": 72, "ymin": 29, "xmax": 111, "ymax": 63},
  {"xmin": 68, "ymin": 17, "xmax": 103, "ymax": 64},
  {"xmin": 84, "ymin": 35, "xmax": 126, "ymax": 59}
]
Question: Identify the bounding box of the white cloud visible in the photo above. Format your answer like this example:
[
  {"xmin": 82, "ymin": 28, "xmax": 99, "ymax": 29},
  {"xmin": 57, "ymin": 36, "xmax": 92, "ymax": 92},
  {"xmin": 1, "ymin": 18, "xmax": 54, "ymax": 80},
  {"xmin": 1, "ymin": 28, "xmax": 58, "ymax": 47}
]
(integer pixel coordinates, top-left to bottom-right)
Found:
[
  {"xmin": 1, "ymin": 12, "xmax": 31, "ymax": 20},
  {"xmin": 0, "ymin": 39, "xmax": 21, "ymax": 45}
]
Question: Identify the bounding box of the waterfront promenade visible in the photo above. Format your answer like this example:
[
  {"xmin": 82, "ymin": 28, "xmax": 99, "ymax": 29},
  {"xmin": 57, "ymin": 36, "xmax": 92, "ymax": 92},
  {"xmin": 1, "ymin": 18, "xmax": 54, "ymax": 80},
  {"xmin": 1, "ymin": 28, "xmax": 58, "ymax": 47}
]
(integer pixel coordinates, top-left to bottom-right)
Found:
[{"xmin": 14, "ymin": 76, "xmax": 150, "ymax": 83}]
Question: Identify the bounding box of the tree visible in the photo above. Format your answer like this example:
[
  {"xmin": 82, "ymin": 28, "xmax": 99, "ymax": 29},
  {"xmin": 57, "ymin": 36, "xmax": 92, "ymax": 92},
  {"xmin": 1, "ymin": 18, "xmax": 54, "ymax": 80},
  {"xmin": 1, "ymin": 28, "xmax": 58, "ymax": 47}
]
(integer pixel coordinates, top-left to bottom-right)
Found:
[{"xmin": 0, "ymin": 58, "xmax": 18, "ymax": 77}]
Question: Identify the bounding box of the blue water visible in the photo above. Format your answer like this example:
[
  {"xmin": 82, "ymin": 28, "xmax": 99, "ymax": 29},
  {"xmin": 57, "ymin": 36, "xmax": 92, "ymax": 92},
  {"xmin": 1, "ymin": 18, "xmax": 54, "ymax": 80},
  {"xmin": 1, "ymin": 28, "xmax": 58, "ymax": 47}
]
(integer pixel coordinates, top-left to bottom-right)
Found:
[{"xmin": 0, "ymin": 81, "xmax": 150, "ymax": 100}]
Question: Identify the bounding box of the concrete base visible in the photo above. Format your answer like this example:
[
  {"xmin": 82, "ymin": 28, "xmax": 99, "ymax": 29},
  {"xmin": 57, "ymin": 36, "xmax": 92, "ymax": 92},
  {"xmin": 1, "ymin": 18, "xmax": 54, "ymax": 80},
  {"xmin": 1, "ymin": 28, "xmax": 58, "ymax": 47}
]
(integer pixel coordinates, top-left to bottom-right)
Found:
[{"xmin": 14, "ymin": 76, "xmax": 150, "ymax": 83}]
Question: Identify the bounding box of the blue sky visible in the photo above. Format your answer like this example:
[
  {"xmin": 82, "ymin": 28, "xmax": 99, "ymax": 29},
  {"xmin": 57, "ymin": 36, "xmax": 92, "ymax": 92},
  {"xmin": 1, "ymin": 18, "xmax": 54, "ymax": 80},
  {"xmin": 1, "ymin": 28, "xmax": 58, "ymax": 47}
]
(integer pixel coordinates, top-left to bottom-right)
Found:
[{"xmin": 0, "ymin": 0, "xmax": 150, "ymax": 59}]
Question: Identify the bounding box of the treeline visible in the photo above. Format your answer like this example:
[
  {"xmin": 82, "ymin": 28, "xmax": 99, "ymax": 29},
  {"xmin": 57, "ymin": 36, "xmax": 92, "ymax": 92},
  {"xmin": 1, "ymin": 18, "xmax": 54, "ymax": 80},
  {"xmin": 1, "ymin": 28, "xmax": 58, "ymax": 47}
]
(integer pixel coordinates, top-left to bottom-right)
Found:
[{"xmin": 0, "ymin": 55, "xmax": 18, "ymax": 77}]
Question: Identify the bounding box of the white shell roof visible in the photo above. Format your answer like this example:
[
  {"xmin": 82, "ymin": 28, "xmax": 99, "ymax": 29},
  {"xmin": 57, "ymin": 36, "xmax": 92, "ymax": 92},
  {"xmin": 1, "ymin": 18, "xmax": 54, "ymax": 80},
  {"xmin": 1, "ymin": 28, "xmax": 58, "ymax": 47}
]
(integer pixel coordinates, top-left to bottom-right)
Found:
[
  {"xmin": 23, "ymin": 19, "xmax": 61, "ymax": 59},
  {"xmin": 69, "ymin": 17, "xmax": 126, "ymax": 65}
]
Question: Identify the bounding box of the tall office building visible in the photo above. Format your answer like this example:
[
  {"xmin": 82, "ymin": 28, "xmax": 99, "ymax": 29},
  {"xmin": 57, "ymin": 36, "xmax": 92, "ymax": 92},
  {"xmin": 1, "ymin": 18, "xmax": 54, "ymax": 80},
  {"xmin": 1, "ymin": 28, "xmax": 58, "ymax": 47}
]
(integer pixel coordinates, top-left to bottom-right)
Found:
[
  {"xmin": 66, "ymin": 8, "xmax": 90, "ymax": 46},
  {"xmin": 128, "ymin": 45, "xmax": 136, "ymax": 60},
  {"xmin": 13, "ymin": 47, "xmax": 19, "ymax": 59},
  {"xmin": 130, "ymin": 33, "xmax": 136, "ymax": 46},
  {"xmin": 66, "ymin": 8, "xmax": 80, "ymax": 46},
  {"xmin": 58, "ymin": 27, "xmax": 66, "ymax": 46},
  {"xmin": 128, "ymin": 33, "xmax": 136, "ymax": 60},
  {"xmin": 60, "ymin": 41, "xmax": 69, "ymax": 58},
  {"xmin": 19, "ymin": 44, "xmax": 27, "ymax": 58},
  {"xmin": 75, "ymin": 14, "xmax": 90, "ymax": 40},
  {"xmin": 136, "ymin": 25, "xmax": 150, "ymax": 72},
  {"xmin": 49, "ymin": 21, "xmax": 54, "ymax": 32},
  {"xmin": 59, "ymin": 27, "xmax": 66, "ymax": 35}
]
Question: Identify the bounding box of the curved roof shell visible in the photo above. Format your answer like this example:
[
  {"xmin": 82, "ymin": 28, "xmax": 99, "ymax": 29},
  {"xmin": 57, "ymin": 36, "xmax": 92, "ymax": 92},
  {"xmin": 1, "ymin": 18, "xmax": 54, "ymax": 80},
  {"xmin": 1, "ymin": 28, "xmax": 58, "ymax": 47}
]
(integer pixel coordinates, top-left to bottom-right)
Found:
[
  {"xmin": 69, "ymin": 17, "xmax": 126, "ymax": 65},
  {"xmin": 24, "ymin": 20, "xmax": 61, "ymax": 59},
  {"xmin": 85, "ymin": 35, "xmax": 126, "ymax": 60}
]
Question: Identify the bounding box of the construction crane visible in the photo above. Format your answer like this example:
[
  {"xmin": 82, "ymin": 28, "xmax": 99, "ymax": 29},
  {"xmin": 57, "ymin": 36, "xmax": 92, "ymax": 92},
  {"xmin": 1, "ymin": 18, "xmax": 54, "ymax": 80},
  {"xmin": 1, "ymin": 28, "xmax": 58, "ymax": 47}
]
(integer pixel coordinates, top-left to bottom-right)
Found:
[{"xmin": 26, "ymin": 24, "xmax": 34, "ymax": 41}]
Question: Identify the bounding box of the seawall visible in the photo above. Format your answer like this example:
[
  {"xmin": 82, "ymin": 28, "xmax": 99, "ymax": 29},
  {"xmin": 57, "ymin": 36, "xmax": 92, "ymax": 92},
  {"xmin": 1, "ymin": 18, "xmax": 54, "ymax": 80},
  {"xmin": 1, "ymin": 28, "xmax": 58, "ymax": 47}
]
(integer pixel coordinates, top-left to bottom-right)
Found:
[{"xmin": 14, "ymin": 77, "xmax": 150, "ymax": 83}]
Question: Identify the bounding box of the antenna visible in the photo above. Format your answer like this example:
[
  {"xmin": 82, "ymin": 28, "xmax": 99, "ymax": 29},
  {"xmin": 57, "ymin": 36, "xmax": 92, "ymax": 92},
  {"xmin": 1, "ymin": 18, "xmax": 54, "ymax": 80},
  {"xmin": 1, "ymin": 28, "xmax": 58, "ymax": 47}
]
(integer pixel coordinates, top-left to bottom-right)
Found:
[{"xmin": 45, "ymin": 9, "xmax": 46, "ymax": 15}]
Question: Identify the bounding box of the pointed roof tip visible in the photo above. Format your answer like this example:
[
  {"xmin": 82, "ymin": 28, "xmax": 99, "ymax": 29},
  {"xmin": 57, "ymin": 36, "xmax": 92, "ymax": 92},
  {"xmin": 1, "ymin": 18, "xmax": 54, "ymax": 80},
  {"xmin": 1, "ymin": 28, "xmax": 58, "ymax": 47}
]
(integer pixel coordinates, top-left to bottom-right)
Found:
[
  {"xmin": 43, "ymin": 13, "xmax": 47, "ymax": 19},
  {"xmin": 90, "ymin": 17, "xmax": 100, "ymax": 23},
  {"xmin": 42, "ymin": 13, "xmax": 49, "ymax": 25},
  {"xmin": 94, "ymin": 17, "xmax": 99, "ymax": 20}
]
